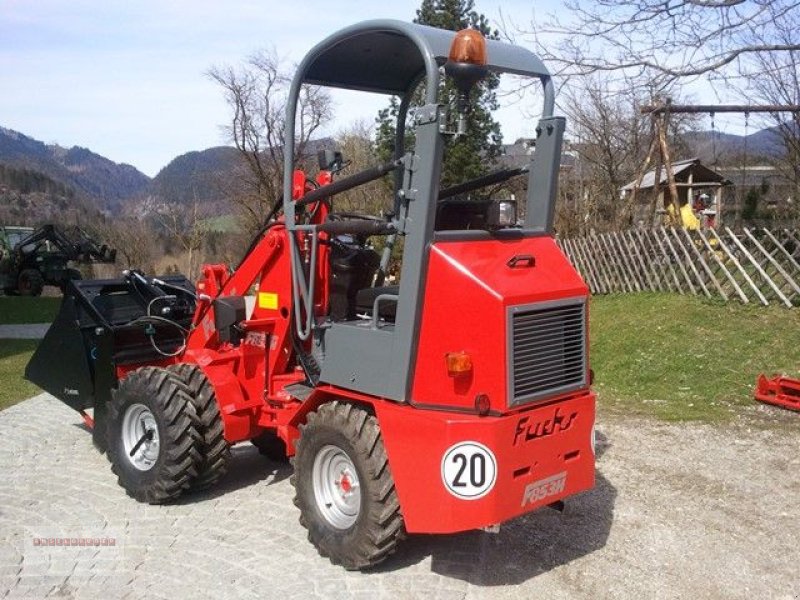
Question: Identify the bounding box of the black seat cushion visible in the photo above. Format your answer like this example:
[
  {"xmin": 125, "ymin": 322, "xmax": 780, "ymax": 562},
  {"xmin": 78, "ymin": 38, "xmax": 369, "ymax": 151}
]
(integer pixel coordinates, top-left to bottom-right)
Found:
[{"xmin": 355, "ymin": 285, "xmax": 399, "ymax": 319}]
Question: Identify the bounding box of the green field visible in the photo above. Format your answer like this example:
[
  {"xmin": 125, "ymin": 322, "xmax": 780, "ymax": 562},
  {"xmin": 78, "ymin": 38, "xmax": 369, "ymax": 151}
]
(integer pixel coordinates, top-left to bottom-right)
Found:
[
  {"xmin": 0, "ymin": 296, "xmax": 60, "ymax": 324},
  {"xmin": 0, "ymin": 339, "xmax": 40, "ymax": 410},
  {"xmin": 201, "ymin": 214, "xmax": 239, "ymax": 233},
  {"xmin": 590, "ymin": 293, "xmax": 800, "ymax": 421}
]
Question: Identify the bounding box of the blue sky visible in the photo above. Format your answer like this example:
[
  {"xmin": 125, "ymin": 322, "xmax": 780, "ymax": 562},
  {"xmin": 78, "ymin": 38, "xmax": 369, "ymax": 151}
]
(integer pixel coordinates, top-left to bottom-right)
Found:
[{"xmin": 0, "ymin": 0, "xmax": 553, "ymax": 177}]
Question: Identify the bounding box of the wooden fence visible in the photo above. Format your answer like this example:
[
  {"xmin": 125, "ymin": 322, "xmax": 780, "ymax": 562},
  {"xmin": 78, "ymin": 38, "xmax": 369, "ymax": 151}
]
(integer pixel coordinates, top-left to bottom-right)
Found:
[{"xmin": 557, "ymin": 227, "xmax": 800, "ymax": 307}]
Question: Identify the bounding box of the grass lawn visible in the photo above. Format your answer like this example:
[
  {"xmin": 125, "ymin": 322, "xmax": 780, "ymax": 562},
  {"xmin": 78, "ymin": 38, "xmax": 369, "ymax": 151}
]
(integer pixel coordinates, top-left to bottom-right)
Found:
[
  {"xmin": 0, "ymin": 296, "xmax": 60, "ymax": 324},
  {"xmin": 0, "ymin": 339, "xmax": 40, "ymax": 410},
  {"xmin": 590, "ymin": 293, "xmax": 800, "ymax": 421}
]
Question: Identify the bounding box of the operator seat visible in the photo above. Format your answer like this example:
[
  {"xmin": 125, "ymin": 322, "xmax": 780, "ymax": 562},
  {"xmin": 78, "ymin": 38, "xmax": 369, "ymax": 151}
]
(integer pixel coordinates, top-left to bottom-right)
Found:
[{"xmin": 355, "ymin": 285, "xmax": 398, "ymax": 320}]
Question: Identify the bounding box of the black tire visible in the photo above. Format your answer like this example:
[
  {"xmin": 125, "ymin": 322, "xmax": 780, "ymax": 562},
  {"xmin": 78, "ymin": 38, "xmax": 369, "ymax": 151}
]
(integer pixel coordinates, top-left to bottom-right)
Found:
[
  {"xmin": 106, "ymin": 367, "xmax": 202, "ymax": 504},
  {"xmin": 291, "ymin": 401, "xmax": 405, "ymax": 570},
  {"xmin": 251, "ymin": 431, "xmax": 289, "ymax": 462},
  {"xmin": 168, "ymin": 363, "xmax": 230, "ymax": 491},
  {"xmin": 17, "ymin": 269, "xmax": 43, "ymax": 296}
]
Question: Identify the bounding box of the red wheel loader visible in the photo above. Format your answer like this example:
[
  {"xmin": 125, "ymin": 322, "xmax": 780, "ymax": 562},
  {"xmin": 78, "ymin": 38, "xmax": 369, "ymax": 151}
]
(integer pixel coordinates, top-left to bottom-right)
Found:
[{"xmin": 26, "ymin": 21, "xmax": 597, "ymax": 570}]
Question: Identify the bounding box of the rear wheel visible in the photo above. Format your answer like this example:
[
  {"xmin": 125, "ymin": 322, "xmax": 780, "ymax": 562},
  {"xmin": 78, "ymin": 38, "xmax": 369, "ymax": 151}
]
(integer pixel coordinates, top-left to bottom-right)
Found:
[
  {"xmin": 168, "ymin": 363, "xmax": 230, "ymax": 491},
  {"xmin": 17, "ymin": 269, "xmax": 43, "ymax": 296},
  {"xmin": 291, "ymin": 401, "xmax": 405, "ymax": 570},
  {"xmin": 106, "ymin": 367, "xmax": 202, "ymax": 504}
]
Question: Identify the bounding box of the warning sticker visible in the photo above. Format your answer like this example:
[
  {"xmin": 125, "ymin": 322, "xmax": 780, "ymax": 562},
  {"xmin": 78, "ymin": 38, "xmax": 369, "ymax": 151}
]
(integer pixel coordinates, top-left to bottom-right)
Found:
[{"xmin": 258, "ymin": 292, "xmax": 279, "ymax": 310}]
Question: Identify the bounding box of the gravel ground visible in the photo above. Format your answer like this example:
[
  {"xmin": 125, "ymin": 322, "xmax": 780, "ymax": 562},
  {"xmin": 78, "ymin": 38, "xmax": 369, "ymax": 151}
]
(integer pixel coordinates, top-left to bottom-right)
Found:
[{"xmin": 0, "ymin": 393, "xmax": 798, "ymax": 599}]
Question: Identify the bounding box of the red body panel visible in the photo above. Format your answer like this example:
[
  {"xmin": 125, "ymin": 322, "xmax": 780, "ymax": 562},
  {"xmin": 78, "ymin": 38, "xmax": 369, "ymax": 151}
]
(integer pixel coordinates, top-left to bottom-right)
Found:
[
  {"xmin": 376, "ymin": 391, "xmax": 596, "ymax": 533},
  {"xmin": 412, "ymin": 237, "xmax": 589, "ymax": 412}
]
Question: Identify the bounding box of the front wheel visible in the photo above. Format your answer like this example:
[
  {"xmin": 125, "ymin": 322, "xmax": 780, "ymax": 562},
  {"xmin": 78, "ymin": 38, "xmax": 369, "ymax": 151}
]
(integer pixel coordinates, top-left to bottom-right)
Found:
[
  {"xmin": 291, "ymin": 401, "xmax": 405, "ymax": 570},
  {"xmin": 168, "ymin": 363, "xmax": 230, "ymax": 491},
  {"xmin": 106, "ymin": 367, "xmax": 202, "ymax": 503}
]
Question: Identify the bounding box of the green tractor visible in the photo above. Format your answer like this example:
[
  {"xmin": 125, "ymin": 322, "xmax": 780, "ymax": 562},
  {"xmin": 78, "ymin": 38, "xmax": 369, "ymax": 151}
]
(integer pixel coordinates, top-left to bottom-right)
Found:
[{"xmin": 0, "ymin": 224, "xmax": 116, "ymax": 296}]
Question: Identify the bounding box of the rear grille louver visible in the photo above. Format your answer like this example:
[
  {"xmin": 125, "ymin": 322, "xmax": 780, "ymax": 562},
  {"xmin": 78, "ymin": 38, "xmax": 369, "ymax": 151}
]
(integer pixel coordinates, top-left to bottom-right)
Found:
[{"xmin": 509, "ymin": 300, "xmax": 587, "ymax": 405}]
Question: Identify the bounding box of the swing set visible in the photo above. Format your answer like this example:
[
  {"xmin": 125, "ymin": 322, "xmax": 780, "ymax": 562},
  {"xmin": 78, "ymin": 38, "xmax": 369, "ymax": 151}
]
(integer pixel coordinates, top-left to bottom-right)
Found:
[{"xmin": 637, "ymin": 101, "xmax": 800, "ymax": 229}]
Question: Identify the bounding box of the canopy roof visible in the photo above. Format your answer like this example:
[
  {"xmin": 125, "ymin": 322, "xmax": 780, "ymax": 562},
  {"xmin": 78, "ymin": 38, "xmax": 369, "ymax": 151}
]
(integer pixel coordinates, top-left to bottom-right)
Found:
[{"xmin": 299, "ymin": 19, "xmax": 551, "ymax": 96}]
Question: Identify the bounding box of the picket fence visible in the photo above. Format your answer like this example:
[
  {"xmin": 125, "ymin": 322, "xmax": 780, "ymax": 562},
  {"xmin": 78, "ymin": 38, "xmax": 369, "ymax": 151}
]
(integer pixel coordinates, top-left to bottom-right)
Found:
[{"xmin": 556, "ymin": 227, "xmax": 800, "ymax": 307}]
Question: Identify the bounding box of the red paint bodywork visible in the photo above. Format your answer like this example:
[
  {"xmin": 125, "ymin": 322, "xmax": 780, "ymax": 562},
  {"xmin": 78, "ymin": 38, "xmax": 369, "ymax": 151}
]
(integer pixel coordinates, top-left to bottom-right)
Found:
[
  {"xmin": 376, "ymin": 390, "xmax": 595, "ymax": 532},
  {"xmin": 114, "ymin": 170, "xmax": 597, "ymax": 534},
  {"xmin": 411, "ymin": 237, "xmax": 589, "ymax": 413}
]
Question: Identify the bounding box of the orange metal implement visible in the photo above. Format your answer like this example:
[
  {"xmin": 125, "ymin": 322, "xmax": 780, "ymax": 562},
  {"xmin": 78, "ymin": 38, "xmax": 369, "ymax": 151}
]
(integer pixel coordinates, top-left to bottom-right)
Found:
[{"xmin": 754, "ymin": 374, "xmax": 800, "ymax": 412}]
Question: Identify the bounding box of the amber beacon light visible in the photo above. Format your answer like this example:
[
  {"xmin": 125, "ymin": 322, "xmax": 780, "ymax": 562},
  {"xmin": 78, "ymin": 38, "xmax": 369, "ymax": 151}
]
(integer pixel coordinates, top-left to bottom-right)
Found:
[
  {"xmin": 448, "ymin": 28, "xmax": 487, "ymax": 65},
  {"xmin": 445, "ymin": 29, "xmax": 489, "ymax": 135}
]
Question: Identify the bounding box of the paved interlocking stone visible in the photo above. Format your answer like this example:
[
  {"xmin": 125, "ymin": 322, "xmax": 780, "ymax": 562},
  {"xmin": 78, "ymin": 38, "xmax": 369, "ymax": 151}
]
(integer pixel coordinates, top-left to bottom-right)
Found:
[{"xmin": 1, "ymin": 393, "xmax": 799, "ymax": 599}]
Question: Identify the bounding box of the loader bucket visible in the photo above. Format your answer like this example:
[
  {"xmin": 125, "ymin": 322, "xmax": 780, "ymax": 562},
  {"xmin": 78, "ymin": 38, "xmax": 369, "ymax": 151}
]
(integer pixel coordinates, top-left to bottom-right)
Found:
[
  {"xmin": 25, "ymin": 275, "xmax": 195, "ymax": 415},
  {"xmin": 25, "ymin": 292, "xmax": 97, "ymax": 412}
]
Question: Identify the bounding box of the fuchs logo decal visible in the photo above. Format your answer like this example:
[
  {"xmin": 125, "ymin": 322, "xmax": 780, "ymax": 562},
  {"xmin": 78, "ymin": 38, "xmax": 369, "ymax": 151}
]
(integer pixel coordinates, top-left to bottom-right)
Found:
[
  {"xmin": 244, "ymin": 331, "xmax": 267, "ymax": 348},
  {"xmin": 513, "ymin": 408, "xmax": 576, "ymax": 445}
]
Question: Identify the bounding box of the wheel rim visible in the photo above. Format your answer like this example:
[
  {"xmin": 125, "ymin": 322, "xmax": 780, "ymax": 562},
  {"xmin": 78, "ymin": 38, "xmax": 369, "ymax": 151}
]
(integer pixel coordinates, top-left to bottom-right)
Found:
[
  {"xmin": 121, "ymin": 404, "xmax": 160, "ymax": 471},
  {"xmin": 312, "ymin": 445, "xmax": 361, "ymax": 529}
]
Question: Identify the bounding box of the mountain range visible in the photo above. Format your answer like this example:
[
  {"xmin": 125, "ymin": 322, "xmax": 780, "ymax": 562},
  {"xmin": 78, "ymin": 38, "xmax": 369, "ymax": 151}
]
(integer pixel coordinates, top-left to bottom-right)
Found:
[
  {"xmin": 0, "ymin": 123, "xmax": 791, "ymax": 221},
  {"xmin": 0, "ymin": 127, "xmax": 150, "ymax": 210},
  {"xmin": 683, "ymin": 126, "xmax": 788, "ymax": 164}
]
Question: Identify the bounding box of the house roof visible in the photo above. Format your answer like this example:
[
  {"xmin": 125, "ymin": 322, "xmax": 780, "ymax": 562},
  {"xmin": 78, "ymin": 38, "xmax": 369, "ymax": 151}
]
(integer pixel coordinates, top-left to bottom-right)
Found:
[{"xmin": 621, "ymin": 158, "xmax": 730, "ymax": 191}]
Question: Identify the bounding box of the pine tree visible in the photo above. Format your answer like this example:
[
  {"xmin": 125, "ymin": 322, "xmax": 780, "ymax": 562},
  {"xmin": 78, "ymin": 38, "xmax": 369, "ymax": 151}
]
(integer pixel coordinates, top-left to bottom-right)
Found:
[{"xmin": 375, "ymin": 0, "xmax": 502, "ymax": 188}]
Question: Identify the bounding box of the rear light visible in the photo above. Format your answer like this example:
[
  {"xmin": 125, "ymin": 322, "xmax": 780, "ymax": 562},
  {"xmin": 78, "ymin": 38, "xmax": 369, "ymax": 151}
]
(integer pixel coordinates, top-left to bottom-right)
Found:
[
  {"xmin": 446, "ymin": 351, "xmax": 472, "ymax": 376},
  {"xmin": 474, "ymin": 394, "xmax": 490, "ymax": 416}
]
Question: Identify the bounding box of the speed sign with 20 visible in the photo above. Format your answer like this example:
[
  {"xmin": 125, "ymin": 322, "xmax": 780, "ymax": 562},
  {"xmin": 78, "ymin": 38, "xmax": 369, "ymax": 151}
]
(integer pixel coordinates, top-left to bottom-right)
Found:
[{"xmin": 441, "ymin": 441, "xmax": 497, "ymax": 499}]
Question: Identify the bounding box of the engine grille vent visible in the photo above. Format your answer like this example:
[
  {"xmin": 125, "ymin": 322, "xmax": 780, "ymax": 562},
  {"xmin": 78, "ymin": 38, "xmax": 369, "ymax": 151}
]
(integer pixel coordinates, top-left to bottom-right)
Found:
[{"xmin": 509, "ymin": 300, "xmax": 587, "ymax": 405}]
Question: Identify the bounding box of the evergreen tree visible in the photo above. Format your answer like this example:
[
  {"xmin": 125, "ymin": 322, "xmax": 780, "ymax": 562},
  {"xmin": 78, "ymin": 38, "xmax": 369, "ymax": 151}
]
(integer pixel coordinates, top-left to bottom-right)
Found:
[{"xmin": 375, "ymin": 0, "xmax": 502, "ymax": 188}]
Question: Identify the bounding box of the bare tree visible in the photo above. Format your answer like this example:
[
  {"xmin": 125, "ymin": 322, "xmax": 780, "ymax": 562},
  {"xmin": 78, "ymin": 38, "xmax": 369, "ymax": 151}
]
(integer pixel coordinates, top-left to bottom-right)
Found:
[
  {"xmin": 330, "ymin": 120, "xmax": 392, "ymax": 217},
  {"xmin": 96, "ymin": 217, "xmax": 158, "ymax": 274},
  {"xmin": 743, "ymin": 11, "xmax": 800, "ymax": 224},
  {"xmin": 157, "ymin": 200, "xmax": 209, "ymax": 279},
  {"xmin": 555, "ymin": 78, "xmax": 700, "ymax": 233},
  {"xmin": 208, "ymin": 51, "xmax": 333, "ymax": 235},
  {"xmin": 561, "ymin": 80, "xmax": 649, "ymax": 230},
  {"xmin": 514, "ymin": 1, "xmax": 800, "ymax": 91}
]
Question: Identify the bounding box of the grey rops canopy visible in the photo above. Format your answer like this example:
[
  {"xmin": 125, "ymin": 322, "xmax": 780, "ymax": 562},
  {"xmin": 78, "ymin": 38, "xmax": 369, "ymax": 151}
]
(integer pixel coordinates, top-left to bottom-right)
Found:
[
  {"xmin": 284, "ymin": 19, "xmax": 557, "ymax": 211},
  {"xmin": 298, "ymin": 19, "xmax": 553, "ymax": 107}
]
